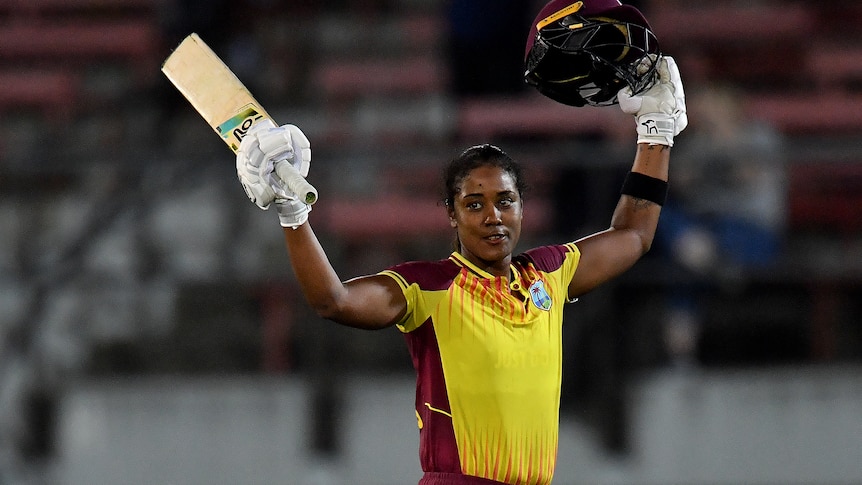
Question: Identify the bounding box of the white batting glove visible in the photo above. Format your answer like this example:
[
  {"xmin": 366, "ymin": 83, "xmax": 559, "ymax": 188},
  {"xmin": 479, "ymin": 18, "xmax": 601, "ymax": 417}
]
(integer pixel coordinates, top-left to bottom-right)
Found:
[
  {"xmin": 236, "ymin": 120, "xmax": 312, "ymax": 210},
  {"xmin": 272, "ymin": 184, "xmax": 311, "ymax": 229},
  {"xmin": 618, "ymin": 56, "xmax": 688, "ymax": 146}
]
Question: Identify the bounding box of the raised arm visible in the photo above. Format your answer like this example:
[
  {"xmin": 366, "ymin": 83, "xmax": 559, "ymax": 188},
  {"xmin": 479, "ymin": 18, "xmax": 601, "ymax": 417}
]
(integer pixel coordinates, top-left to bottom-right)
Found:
[
  {"xmin": 281, "ymin": 223, "xmax": 406, "ymax": 330},
  {"xmin": 569, "ymin": 144, "xmax": 669, "ymax": 297},
  {"xmin": 235, "ymin": 121, "xmax": 406, "ymax": 330},
  {"xmin": 569, "ymin": 56, "xmax": 687, "ymax": 299}
]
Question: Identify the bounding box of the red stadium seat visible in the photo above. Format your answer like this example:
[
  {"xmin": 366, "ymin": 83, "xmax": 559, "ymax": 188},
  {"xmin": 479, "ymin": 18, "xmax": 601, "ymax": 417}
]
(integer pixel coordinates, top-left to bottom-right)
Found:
[
  {"xmin": 457, "ymin": 94, "xmax": 630, "ymax": 141},
  {"xmin": 788, "ymin": 162, "xmax": 862, "ymax": 232},
  {"xmin": 806, "ymin": 44, "xmax": 862, "ymax": 88},
  {"xmin": 312, "ymin": 56, "xmax": 449, "ymax": 101},
  {"xmin": 0, "ymin": 69, "xmax": 77, "ymax": 121},
  {"xmin": 742, "ymin": 93, "xmax": 862, "ymax": 134},
  {"xmin": 648, "ymin": 3, "xmax": 813, "ymax": 44},
  {"xmin": 0, "ymin": 0, "xmax": 165, "ymax": 17},
  {"xmin": 0, "ymin": 21, "xmax": 159, "ymax": 62}
]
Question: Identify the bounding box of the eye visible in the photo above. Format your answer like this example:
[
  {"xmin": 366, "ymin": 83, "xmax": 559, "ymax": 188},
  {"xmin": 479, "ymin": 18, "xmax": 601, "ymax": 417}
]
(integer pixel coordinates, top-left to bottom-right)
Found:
[
  {"xmin": 465, "ymin": 201, "xmax": 482, "ymax": 211},
  {"xmin": 497, "ymin": 197, "xmax": 515, "ymax": 208}
]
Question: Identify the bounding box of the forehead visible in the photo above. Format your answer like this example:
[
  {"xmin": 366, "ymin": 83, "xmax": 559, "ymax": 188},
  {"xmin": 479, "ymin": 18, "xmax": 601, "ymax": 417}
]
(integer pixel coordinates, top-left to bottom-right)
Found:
[{"xmin": 458, "ymin": 165, "xmax": 517, "ymax": 195}]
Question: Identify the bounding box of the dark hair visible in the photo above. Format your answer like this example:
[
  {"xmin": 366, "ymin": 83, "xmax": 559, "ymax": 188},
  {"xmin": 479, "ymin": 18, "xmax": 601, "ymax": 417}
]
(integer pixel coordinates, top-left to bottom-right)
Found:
[{"xmin": 442, "ymin": 144, "xmax": 528, "ymax": 209}]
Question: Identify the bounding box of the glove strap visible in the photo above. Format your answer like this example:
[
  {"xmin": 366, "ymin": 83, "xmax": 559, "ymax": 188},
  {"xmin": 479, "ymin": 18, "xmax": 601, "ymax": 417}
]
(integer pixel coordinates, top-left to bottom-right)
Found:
[
  {"xmin": 275, "ymin": 199, "xmax": 311, "ymax": 229},
  {"xmin": 635, "ymin": 113, "xmax": 676, "ymax": 146}
]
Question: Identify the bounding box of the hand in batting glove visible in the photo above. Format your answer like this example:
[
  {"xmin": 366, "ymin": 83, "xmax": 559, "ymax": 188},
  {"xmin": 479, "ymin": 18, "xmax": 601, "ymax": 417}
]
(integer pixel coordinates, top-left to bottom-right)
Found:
[
  {"xmin": 236, "ymin": 119, "xmax": 312, "ymax": 210},
  {"xmin": 271, "ymin": 178, "xmax": 311, "ymax": 229},
  {"xmin": 618, "ymin": 56, "xmax": 688, "ymax": 146}
]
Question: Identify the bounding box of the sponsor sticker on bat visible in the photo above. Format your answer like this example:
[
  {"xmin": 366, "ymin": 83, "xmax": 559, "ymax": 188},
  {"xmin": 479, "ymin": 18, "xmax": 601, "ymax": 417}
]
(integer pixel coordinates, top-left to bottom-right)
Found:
[{"xmin": 216, "ymin": 104, "xmax": 266, "ymax": 152}]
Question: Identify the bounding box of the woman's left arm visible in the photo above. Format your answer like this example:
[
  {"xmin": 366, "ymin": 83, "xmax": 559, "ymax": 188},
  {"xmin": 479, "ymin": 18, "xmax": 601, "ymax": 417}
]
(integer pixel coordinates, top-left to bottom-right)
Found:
[
  {"xmin": 569, "ymin": 144, "xmax": 669, "ymax": 298},
  {"xmin": 568, "ymin": 56, "xmax": 686, "ymax": 299}
]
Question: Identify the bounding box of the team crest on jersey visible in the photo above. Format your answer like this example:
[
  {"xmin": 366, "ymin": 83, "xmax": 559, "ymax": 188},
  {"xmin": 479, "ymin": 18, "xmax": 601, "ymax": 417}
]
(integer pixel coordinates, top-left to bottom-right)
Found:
[{"xmin": 529, "ymin": 280, "xmax": 552, "ymax": 311}]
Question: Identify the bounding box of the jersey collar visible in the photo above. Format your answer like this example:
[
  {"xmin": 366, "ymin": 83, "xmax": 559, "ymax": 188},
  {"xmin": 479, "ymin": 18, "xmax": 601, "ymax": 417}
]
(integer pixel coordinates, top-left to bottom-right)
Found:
[{"xmin": 449, "ymin": 251, "xmax": 516, "ymax": 282}]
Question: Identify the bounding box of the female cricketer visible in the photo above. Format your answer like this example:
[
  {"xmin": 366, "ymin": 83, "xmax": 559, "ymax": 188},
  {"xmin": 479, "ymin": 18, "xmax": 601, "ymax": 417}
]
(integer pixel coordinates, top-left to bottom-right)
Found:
[{"xmin": 234, "ymin": 30, "xmax": 686, "ymax": 485}]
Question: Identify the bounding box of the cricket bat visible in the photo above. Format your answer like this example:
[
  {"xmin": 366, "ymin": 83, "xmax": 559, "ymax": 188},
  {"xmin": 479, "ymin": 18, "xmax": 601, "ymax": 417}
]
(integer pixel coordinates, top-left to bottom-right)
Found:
[{"xmin": 161, "ymin": 33, "xmax": 317, "ymax": 205}]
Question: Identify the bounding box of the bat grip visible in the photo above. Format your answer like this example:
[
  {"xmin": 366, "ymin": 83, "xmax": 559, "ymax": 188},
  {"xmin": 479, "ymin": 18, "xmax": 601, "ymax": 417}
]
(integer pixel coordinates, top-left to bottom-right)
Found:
[{"xmin": 275, "ymin": 162, "xmax": 318, "ymax": 205}]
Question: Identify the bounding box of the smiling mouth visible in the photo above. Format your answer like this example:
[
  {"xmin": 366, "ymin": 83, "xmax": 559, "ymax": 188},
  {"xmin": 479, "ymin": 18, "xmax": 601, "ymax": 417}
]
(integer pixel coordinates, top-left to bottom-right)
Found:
[{"xmin": 485, "ymin": 234, "xmax": 507, "ymax": 242}]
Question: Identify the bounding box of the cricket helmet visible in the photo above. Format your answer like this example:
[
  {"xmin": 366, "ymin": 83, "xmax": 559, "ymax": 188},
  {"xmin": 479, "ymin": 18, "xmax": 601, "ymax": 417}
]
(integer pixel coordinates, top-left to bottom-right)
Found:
[{"xmin": 524, "ymin": 0, "xmax": 660, "ymax": 107}]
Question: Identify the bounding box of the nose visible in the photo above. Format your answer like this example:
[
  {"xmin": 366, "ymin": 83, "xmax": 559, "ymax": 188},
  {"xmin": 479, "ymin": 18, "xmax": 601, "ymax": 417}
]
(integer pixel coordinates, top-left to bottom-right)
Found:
[{"xmin": 484, "ymin": 207, "xmax": 502, "ymax": 225}]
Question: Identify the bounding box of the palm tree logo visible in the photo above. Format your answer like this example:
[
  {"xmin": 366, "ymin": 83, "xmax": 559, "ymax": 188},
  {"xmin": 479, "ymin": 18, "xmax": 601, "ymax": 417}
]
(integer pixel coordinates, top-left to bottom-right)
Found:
[{"xmin": 529, "ymin": 280, "xmax": 552, "ymax": 311}]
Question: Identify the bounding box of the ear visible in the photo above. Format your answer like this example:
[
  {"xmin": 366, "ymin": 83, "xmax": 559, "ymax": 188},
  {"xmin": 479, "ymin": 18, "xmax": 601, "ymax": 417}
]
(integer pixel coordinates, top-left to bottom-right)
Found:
[{"xmin": 447, "ymin": 207, "xmax": 457, "ymax": 227}]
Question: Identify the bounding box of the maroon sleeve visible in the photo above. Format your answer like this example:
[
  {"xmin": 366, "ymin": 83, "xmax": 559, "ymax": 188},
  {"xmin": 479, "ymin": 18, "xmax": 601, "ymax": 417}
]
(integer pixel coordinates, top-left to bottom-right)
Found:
[
  {"xmin": 517, "ymin": 244, "xmax": 570, "ymax": 273},
  {"xmin": 386, "ymin": 258, "xmax": 461, "ymax": 291}
]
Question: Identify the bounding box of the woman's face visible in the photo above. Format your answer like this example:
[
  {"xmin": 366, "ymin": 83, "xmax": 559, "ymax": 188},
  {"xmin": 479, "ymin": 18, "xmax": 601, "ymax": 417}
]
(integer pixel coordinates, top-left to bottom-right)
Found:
[{"xmin": 448, "ymin": 165, "xmax": 523, "ymax": 277}]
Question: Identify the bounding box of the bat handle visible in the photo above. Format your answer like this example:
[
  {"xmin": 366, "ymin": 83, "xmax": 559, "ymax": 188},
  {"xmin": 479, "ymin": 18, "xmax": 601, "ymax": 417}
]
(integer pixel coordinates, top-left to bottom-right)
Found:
[{"xmin": 275, "ymin": 162, "xmax": 318, "ymax": 205}]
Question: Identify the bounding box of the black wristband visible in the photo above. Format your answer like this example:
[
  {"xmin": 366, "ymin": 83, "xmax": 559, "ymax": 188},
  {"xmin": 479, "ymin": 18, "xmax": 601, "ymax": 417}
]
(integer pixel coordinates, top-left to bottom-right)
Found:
[{"xmin": 621, "ymin": 171, "xmax": 668, "ymax": 206}]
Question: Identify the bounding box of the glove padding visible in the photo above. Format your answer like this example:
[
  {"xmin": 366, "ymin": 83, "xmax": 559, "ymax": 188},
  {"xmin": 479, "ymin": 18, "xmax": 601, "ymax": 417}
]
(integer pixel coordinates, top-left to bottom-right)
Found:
[
  {"xmin": 236, "ymin": 119, "xmax": 312, "ymax": 210},
  {"xmin": 618, "ymin": 56, "xmax": 688, "ymax": 146}
]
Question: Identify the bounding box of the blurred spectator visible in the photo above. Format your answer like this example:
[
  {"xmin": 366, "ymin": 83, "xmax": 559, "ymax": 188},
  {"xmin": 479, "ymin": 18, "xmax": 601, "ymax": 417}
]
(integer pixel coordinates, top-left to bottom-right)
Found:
[{"xmin": 656, "ymin": 83, "xmax": 788, "ymax": 366}]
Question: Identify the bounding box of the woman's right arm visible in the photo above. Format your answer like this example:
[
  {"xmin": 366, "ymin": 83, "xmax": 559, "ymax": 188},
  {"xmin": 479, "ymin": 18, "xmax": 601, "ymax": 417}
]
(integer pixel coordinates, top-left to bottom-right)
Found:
[
  {"xmin": 234, "ymin": 122, "xmax": 407, "ymax": 330},
  {"xmin": 283, "ymin": 224, "xmax": 407, "ymax": 330}
]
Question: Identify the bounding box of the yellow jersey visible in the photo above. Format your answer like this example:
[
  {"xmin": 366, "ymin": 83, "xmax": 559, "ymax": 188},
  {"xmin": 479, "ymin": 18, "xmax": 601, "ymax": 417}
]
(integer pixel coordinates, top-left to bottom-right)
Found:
[{"xmin": 380, "ymin": 243, "xmax": 580, "ymax": 485}]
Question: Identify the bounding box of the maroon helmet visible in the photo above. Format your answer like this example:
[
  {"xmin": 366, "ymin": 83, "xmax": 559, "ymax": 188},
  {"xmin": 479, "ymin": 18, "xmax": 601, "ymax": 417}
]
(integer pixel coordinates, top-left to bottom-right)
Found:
[{"xmin": 524, "ymin": 0, "xmax": 660, "ymax": 107}]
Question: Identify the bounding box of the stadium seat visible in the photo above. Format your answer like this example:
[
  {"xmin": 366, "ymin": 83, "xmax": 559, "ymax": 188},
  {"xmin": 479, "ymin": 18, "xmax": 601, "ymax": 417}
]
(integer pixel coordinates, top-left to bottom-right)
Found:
[
  {"xmin": 457, "ymin": 94, "xmax": 630, "ymax": 141},
  {"xmin": 0, "ymin": 69, "xmax": 77, "ymax": 121},
  {"xmin": 312, "ymin": 56, "xmax": 449, "ymax": 101},
  {"xmin": 742, "ymin": 93, "xmax": 862, "ymax": 134}
]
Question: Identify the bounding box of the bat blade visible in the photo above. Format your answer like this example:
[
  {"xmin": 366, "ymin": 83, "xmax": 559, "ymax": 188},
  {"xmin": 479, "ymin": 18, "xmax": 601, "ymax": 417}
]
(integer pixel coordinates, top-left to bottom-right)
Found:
[{"xmin": 161, "ymin": 33, "xmax": 317, "ymax": 205}]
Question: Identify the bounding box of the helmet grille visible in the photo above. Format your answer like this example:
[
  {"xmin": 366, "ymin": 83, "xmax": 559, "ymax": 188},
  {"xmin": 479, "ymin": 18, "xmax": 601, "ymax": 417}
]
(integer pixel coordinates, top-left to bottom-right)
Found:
[{"xmin": 525, "ymin": 14, "xmax": 659, "ymax": 107}]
